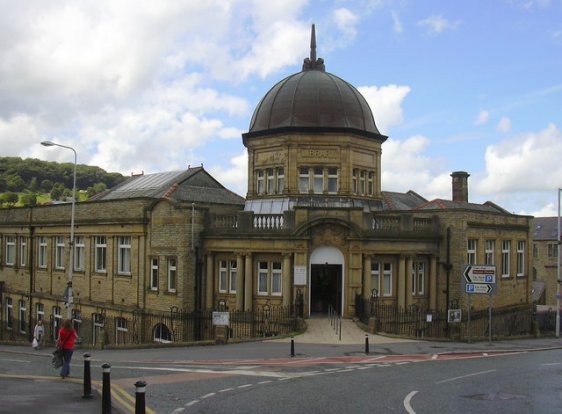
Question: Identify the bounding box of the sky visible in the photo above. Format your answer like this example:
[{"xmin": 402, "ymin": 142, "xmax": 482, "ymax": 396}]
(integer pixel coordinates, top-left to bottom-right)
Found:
[{"xmin": 1, "ymin": 0, "xmax": 561, "ymax": 216}]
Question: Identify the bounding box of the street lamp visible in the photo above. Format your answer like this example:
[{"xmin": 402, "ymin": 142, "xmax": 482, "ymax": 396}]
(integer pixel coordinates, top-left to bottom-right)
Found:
[
  {"xmin": 556, "ymin": 188, "xmax": 562, "ymax": 338},
  {"xmin": 41, "ymin": 140, "xmax": 77, "ymax": 320}
]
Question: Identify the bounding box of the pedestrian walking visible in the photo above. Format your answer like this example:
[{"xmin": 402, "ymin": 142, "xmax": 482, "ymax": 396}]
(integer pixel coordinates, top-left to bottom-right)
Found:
[
  {"xmin": 56, "ymin": 319, "xmax": 77, "ymax": 379},
  {"xmin": 33, "ymin": 320, "xmax": 45, "ymax": 350}
]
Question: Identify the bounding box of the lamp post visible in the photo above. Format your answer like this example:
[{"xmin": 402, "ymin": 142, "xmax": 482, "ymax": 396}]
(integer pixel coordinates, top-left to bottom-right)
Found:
[
  {"xmin": 41, "ymin": 140, "xmax": 77, "ymax": 320},
  {"xmin": 556, "ymin": 188, "xmax": 562, "ymax": 338}
]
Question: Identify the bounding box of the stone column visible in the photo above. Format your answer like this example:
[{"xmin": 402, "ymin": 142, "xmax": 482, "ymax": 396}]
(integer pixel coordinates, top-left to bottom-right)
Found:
[
  {"xmin": 405, "ymin": 256, "xmax": 413, "ymax": 307},
  {"xmin": 244, "ymin": 254, "xmax": 253, "ymax": 311},
  {"xmin": 236, "ymin": 253, "xmax": 244, "ymax": 311},
  {"xmin": 429, "ymin": 256, "xmax": 437, "ymax": 310},
  {"xmin": 397, "ymin": 255, "xmax": 406, "ymax": 308},
  {"xmin": 363, "ymin": 254, "xmax": 372, "ymax": 298},
  {"xmin": 205, "ymin": 253, "xmax": 214, "ymax": 310},
  {"xmin": 282, "ymin": 253, "xmax": 292, "ymax": 307}
]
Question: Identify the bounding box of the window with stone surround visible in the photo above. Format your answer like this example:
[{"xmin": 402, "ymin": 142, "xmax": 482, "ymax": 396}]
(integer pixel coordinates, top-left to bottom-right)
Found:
[
  {"xmin": 485, "ymin": 240, "xmax": 495, "ymax": 265},
  {"xmin": 73, "ymin": 236, "xmax": 85, "ymax": 271},
  {"xmin": 150, "ymin": 258, "xmax": 158, "ymax": 290},
  {"xmin": 19, "ymin": 236, "xmax": 27, "ymax": 267},
  {"xmin": 94, "ymin": 236, "xmax": 107, "ymax": 273},
  {"xmin": 516, "ymin": 240, "xmax": 525, "ymax": 277},
  {"xmin": 55, "ymin": 236, "xmax": 65, "ymax": 269},
  {"xmin": 467, "ymin": 239, "xmax": 477, "ymax": 264},
  {"xmin": 501, "ymin": 240, "xmax": 511, "ymax": 278},
  {"xmin": 257, "ymin": 261, "xmax": 282, "ymax": 296},
  {"xmin": 38, "ymin": 236, "xmax": 47, "ymax": 268},
  {"xmin": 371, "ymin": 261, "xmax": 393, "ymax": 297},
  {"xmin": 167, "ymin": 258, "xmax": 177, "ymax": 292},
  {"xmin": 117, "ymin": 236, "xmax": 131, "ymax": 275},
  {"xmin": 276, "ymin": 167, "xmax": 285, "ymax": 193},
  {"xmin": 5, "ymin": 235, "xmax": 15, "ymax": 266},
  {"xmin": 411, "ymin": 261, "xmax": 425, "ymax": 296}
]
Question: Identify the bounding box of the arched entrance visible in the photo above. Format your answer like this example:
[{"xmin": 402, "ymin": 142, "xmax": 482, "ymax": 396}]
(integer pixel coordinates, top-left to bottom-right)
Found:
[{"xmin": 309, "ymin": 247, "xmax": 344, "ymax": 316}]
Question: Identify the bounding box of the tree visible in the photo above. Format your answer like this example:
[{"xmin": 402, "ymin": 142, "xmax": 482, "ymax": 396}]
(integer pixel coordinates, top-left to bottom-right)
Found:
[
  {"xmin": 2, "ymin": 192, "xmax": 19, "ymax": 206},
  {"xmin": 20, "ymin": 193, "xmax": 37, "ymax": 207},
  {"xmin": 50, "ymin": 183, "xmax": 65, "ymax": 201},
  {"xmin": 29, "ymin": 177, "xmax": 39, "ymax": 192},
  {"xmin": 40, "ymin": 179, "xmax": 53, "ymax": 192}
]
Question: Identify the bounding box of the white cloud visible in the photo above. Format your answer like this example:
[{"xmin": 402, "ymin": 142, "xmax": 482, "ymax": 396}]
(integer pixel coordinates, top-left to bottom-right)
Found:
[
  {"xmin": 477, "ymin": 123, "xmax": 562, "ymax": 194},
  {"xmin": 358, "ymin": 84, "xmax": 411, "ymax": 134},
  {"xmin": 209, "ymin": 151, "xmax": 248, "ymax": 197},
  {"xmin": 475, "ymin": 110, "xmax": 490, "ymax": 125},
  {"xmin": 332, "ymin": 8, "xmax": 359, "ymax": 41},
  {"xmin": 417, "ymin": 15, "xmax": 461, "ymax": 35},
  {"xmin": 496, "ymin": 116, "xmax": 512, "ymax": 132},
  {"xmin": 381, "ymin": 135, "xmax": 450, "ymax": 199},
  {"xmin": 391, "ymin": 11, "xmax": 403, "ymax": 34}
]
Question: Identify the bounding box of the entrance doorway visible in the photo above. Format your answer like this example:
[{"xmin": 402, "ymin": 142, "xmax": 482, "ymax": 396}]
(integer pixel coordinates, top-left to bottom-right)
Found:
[{"xmin": 310, "ymin": 264, "xmax": 342, "ymax": 315}]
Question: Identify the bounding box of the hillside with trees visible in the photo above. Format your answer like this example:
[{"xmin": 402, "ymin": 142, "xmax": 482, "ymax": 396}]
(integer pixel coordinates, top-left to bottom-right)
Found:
[{"xmin": 0, "ymin": 156, "xmax": 126, "ymax": 207}]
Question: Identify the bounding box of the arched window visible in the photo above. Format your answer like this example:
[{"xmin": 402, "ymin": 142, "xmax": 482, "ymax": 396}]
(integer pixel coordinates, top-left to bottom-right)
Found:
[{"xmin": 153, "ymin": 323, "xmax": 172, "ymax": 343}]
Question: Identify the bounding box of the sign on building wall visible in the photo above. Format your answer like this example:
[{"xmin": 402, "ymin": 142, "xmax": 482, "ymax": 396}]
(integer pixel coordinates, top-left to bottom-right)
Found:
[
  {"xmin": 294, "ymin": 266, "xmax": 307, "ymax": 285},
  {"xmin": 212, "ymin": 312, "xmax": 229, "ymax": 326}
]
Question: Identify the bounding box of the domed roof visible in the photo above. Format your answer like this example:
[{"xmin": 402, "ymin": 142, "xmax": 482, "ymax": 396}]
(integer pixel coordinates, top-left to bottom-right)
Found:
[{"xmin": 246, "ymin": 25, "xmax": 382, "ymax": 138}]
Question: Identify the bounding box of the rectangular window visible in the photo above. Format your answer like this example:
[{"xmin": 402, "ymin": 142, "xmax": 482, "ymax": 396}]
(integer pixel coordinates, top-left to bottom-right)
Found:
[
  {"xmin": 548, "ymin": 243, "xmax": 558, "ymax": 258},
  {"xmin": 299, "ymin": 167, "xmax": 310, "ymax": 193},
  {"xmin": 5, "ymin": 236, "xmax": 15, "ymax": 266},
  {"xmin": 6, "ymin": 298, "xmax": 13, "ymax": 330},
  {"xmin": 371, "ymin": 262, "xmax": 380, "ymax": 296},
  {"xmin": 38, "ymin": 237, "xmax": 47, "ymax": 268},
  {"xmin": 94, "ymin": 236, "xmax": 107, "ymax": 272},
  {"xmin": 327, "ymin": 167, "xmax": 338, "ymax": 194},
  {"xmin": 20, "ymin": 236, "xmax": 27, "ymax": 267},
  {"xmin": 271, "ymin": 261, "xmax": 282, "ymax": 295},
  {"xmin": 150, "ymin": 258, "xmax": 158, "ymax": 290},
  {"xmin": 72, "ymin": 309, "xmax": 82, "ymax": 342},
  {"xmin": 359, "ymin": 170, "xmax": 366, "ymax": 194},
  {"xmin": 516, "ymin": 241, "xmax": 525, "ymax": 277},
  {"xmin": 352, "ymin": 169, "xmax": 358, "ymax": 193},
  {"xmin": 167, "ymin": 258, "xmax": 177, "ymax": 292},
  {"xmin": 501, "ymin": 240, "xmax": 511, "ymax": 278},
  {"xmin": 55, "ymin": 236, "xmax": 65, "ymax": 269},
  {"xmin": 383, "ymin": 263, "xmax": 392, "ymax": 296},
  {"xmin": 485, "ymin": 240, "xmax": 495, "ymax": 265},
  {"xmin": 257, "ymin": 261, "xmax": 268, "ymax": 295},
  {"xmin": 18, "ymin": 300, "xmax": 26, "ymax": 333},
  {"xmin": 411, "ymin": 262, "xmax": 425, "ymax": 295},
  {"xmin": 313, "ymin": 167, "xmax": 324, "ymax": 194},
  {"xmin": 266, "ymin": 168, "xmax": 274, "ymax": 194},
  {"xmin": 53, "ymin": 306, "xmax": 62, "ymax": 338},
  {"xmin": 115, "ymin": 317, "xmax": 128, "ymax": 345},
  {"xmin": 118, "ymin": 236, "xmax": 131, "ymax": 274},
  {"xmin": 276, "ymin": 167, "xmax": 285, "ymax": 193},
  {"xmin": 256, "ymin": 170, "xmax": 264, "ymax": 194},
  {"xmin": 533, "ymin": 243, "xmax": 537, "ymax": 259},
  {"xmin": 73, "ymin": 236, "xmax": 85, "ymax": 271},
  {"xmin": 229, "ymin": 260, "xmax": 237, "ymax": 293},
  {"xmin": 218, "ymin": 260, "xmax": 227, "ymax": 293},
  {"xmin": 467, "ymin": 239, "xmax": 477, "ymax": 265},
  {"xmin": 367, "ymin": 171, "xmax": 374, "ymax": 195},
  {"xmin": 36, "ymin": 303, "xmax": 44, "ymax": 322}
]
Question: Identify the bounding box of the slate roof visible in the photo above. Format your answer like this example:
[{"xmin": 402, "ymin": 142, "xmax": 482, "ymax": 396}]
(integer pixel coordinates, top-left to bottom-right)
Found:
[
  {"xmin": 90, "ymin": 167, "xmax": 245, "ymax": 206},
  {"xmin": 533, "ymin": 217, "xmax": 561, "ymax": 240}
]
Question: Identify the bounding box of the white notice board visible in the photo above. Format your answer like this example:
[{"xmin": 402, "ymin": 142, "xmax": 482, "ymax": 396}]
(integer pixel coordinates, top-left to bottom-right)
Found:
[
  {"xmin": 294, "ymin": 266, "xmax": 307, "ymax": 285},
  {"xmin": 212, "ymin": 312, "xmax": 229, "ymax": 326}
]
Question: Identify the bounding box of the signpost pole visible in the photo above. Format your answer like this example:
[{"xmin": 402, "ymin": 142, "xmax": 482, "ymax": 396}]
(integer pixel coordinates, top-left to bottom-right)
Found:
[
  {"xmin": 467, "ymin": 294, "xmax": 471, "ymax": 343},
  {"xmin": 488, "ymin": 292, "xmax": 492, "ymax": 345}
]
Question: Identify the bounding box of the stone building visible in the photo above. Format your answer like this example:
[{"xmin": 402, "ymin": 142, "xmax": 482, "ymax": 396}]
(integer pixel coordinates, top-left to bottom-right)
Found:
[
  {"xmin": 0, "ymin": 26, "xmax": 533, "ymax": 344},
  {"xmin": 532, "ymin": 217, "xmax": 561, "ymax": 306}
]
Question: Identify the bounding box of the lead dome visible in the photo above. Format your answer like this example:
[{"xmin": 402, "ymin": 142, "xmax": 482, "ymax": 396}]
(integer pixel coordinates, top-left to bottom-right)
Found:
[{"xmin": 247, "ymin": 25, "xmax": 381, "ymax": 138}]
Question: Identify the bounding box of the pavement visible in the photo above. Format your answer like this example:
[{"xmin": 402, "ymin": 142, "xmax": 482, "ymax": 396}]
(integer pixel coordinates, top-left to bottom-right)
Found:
[{"xmin": 1, "ymin": 318, "xmax": 561, "ymax": 414}]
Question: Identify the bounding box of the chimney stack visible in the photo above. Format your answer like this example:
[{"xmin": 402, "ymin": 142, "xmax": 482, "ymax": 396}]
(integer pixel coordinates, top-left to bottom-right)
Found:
[{"xmin": 451, "ymin": 171, "xmax": 470, "ymax": 202}]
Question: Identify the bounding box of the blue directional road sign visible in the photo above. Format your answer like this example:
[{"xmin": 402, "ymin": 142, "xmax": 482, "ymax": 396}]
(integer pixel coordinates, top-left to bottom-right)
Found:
[{"xmin": 465, "ymin": 283, "xmax": 494, "ymax": 294}]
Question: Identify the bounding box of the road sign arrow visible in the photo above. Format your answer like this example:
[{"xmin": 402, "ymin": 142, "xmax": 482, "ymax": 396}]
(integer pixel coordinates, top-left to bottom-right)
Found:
[
  {"xmin": 465, "ymin": 283, "xmax": 494, "ymax": 294},
  {"xmin": 462, "ymin": 265, "xmax": 496, "ymax": 284}
]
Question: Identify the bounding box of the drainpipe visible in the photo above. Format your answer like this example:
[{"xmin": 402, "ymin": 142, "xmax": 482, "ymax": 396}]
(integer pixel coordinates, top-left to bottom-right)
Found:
[{"xmin": 27, "ymin": 209, "xmax": 35, "ymax": 342}]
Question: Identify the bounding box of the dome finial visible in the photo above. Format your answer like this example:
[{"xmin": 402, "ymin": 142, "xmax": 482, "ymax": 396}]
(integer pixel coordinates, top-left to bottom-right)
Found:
[{"xmin": 302, "ymin": 24, "xmax": 325, "ymax": 72}]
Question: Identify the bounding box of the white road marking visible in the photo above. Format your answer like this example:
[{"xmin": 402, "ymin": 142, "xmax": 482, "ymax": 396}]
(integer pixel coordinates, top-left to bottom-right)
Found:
[
  {"xmin": 404, "ymin": 390, "xmax": 418, "ymax": 414},
  {"xmin": 237, "ymin": 384, "xmax": 253, "ymax": 389},
  {"xmin": 218, "ymin": 387, "xmax": 234, "ymax": 393},
  {"xmin": 200, "ymin": 393, "xmax": 216, "ymax": 399},
  {"xmin": 0, "ymin": 358, "xmax": 31, "ymax": 363},
  {"xmin": 436, "ymin": 369, "xmax": 496, "ymax": 384}
]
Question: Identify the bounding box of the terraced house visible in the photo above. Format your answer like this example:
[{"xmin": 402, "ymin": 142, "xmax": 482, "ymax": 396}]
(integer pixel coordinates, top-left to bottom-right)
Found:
[{"xmin": 0, "ymin": 27, "xmax": 533, "ymax": 346}]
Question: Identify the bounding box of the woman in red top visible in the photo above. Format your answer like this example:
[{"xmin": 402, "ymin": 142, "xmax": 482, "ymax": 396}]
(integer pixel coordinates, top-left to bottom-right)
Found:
[{"xmin": 57, "ymin": 318, "xmax": 77, "ymax": 379}]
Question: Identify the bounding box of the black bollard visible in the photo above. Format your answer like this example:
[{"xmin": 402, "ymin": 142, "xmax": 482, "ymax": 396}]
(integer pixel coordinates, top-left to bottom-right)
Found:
[
  {"xmin": 290, "ymin": 337, "xmax": 295, "ymax": 357},
  {"xmin": 102, "ymin": 363, "xmax": 112, "ymax": 414},
  {"xmin": 82, "ymin": 353, "xmax": 92, "ymax": 399},
  {"xmin": 135, "ymin": 380, "xmax": 147, "ymax": 414},
  {"xmin": 365, "ymin": 334, "xmax": 369, "ymax": 354}
]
